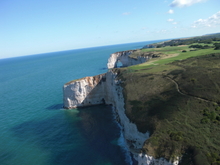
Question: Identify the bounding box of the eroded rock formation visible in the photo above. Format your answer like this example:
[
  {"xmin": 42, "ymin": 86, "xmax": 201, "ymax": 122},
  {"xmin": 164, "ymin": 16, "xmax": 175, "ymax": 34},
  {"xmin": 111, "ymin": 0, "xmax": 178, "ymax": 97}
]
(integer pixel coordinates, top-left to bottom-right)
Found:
[
  {"xmin": 107, "ymin": 50, "xmax": 150, "ymax": 69},
  {"xmin": 63, "ymin": 74, "xmax": 106, "ymax": 108}
]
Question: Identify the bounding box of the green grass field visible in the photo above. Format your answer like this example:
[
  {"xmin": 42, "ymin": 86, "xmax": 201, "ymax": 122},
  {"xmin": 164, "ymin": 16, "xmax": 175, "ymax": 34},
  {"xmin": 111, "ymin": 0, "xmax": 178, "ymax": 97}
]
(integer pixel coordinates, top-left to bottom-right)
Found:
[{"xmin": 129, "ymin": 44, "xmax": 220, "ymax": 71}]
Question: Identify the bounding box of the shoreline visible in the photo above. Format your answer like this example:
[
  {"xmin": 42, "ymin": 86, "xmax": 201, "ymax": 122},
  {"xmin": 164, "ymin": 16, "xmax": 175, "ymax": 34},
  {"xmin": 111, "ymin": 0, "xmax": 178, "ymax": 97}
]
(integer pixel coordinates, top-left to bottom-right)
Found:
[{"xmin": 111, "ymin": 106, "xmax": 134, "ymax": 165}]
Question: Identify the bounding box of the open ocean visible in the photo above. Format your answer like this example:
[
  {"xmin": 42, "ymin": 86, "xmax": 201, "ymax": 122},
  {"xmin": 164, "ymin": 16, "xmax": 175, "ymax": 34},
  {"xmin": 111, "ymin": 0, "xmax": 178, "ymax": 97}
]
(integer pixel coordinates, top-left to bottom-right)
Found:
[{"xmin": 0, "ymin": 40, "xmax": 164, "ymax": 165}]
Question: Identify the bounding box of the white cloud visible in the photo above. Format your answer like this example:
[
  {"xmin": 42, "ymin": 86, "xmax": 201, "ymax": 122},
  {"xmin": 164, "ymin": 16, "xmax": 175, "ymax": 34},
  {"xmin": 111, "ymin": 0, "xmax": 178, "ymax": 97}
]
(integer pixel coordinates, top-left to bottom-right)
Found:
[
  {"xmin": 167, "ymin": 19, "xmax": 178, "ymax": 24},
  {"xmin": 168, "ymin": 9, "xmax": 174, "ymax": 14},
  {"xmin": 167, "ymin": 18, "xmax": 174, "ymax": 22},
  {"xmin": 122, "ymin": 12, "xmax": 131, "ymax": 15},
  {"xmin": 170, "ymin": 0, "xmax": 207, "ymax": 7},
  {"xmin": 192, "ymin": 11, "xmax": 220, "ymax": 28},
  {"xmin": 157, "ymin": 29, "xmax": 167, "ymax": 33}
]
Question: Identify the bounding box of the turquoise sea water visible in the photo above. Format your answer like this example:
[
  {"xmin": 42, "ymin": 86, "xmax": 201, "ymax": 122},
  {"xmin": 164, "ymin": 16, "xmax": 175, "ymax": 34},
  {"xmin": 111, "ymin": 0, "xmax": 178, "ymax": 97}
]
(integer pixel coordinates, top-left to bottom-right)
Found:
[{"xmin": 0, "ymin": 40, "xmax": 163, "ymax": 165}]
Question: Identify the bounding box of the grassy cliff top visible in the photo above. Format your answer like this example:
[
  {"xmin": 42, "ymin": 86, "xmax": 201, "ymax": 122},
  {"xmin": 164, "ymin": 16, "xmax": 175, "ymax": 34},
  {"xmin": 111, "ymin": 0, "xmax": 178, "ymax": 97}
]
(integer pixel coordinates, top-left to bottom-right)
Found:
[
  {"xmin": 115, "ymin": 36, "xmax": 220, "ymax": 165},
  {"xmin": 65, "ymin": 73, "xmax": 106, "ymax": 85}
]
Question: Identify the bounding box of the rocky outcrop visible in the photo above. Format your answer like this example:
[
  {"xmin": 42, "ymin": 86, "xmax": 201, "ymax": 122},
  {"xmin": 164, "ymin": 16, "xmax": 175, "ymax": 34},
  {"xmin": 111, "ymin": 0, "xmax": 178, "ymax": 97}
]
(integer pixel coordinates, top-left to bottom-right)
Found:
[
  {"xmin": 107, "ymin": 50, "xmax": 150, "ymax": 69},
  {"xmin": 63, "ymin": 70, "xmax": 179, "ymax": 165}
]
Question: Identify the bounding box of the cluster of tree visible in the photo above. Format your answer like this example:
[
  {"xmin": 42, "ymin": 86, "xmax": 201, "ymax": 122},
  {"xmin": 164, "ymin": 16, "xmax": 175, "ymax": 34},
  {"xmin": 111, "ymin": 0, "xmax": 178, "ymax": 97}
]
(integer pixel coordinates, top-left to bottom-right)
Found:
[
  {"xmin": 200, "ymin": 107, "xmax": 220, "ymax": 124},
  {"xmin": 213, "ymin": 37, "xmax": 220, "ymax": 41},
  {"xmin": 189, "ymin": 44, "xmax": 213, "ymax": 49},
  {"xmin": 196, "ymin": 38, "xmax": 220, "ymax": 43},
  {"xmin": 156, "ymin": 39, "xmax": 193, "ymax": 47},
  {"xmin": 169, "ymin": 131, "xmax": 183, "ymax": 141},
  {"xmin": 151, "ymin": 33, "xmax": 220, "ymax": 48},
  {"xmin": 198, "ymin": 39, "xmax": 213, "ymax": 44},
  {"xmin": 214, "ymin": 43, "xmax": 220, "ymax": 50}
]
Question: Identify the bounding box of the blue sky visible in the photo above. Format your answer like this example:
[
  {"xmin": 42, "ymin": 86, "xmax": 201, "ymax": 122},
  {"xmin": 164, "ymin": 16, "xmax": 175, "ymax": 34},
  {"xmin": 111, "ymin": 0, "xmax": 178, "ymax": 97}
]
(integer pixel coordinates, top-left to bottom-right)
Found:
[{"xmin": 0, "ymin": 0, "xmax": 220, "ymax": 59}]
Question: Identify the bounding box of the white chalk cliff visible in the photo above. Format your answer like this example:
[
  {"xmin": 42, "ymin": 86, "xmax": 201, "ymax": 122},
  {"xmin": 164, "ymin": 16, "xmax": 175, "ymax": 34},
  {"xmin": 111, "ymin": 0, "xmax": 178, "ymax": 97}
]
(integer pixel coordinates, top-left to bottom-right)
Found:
[
  {"xmin": 63, "ymin": 51, "xmax": 180, "ymax": 165},
  {"xmin": 63, "ymin": 74, "xmax": 107, "ymax": 108},
  {"xmin": 107, "ymin": 50, "xmax": 151, "ymax": 69}
]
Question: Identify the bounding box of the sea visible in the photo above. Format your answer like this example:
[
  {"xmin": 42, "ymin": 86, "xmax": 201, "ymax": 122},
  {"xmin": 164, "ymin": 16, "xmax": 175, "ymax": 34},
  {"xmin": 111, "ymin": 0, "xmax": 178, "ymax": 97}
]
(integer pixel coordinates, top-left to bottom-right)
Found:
[{"xmin": 0, "ymin": 40, "xmax": 164, "ymax": 165}]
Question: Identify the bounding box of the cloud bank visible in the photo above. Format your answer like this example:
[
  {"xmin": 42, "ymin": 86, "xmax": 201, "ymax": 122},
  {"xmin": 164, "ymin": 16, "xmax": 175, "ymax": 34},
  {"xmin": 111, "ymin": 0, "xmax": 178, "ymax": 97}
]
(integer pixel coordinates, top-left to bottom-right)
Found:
[
  {"xmin": 192, "ymin": 11, "xmax": 220, "ymax": 28},
  {"xmin": 170, "ymin": 0, "xmax": 207, "ymax": 7}
]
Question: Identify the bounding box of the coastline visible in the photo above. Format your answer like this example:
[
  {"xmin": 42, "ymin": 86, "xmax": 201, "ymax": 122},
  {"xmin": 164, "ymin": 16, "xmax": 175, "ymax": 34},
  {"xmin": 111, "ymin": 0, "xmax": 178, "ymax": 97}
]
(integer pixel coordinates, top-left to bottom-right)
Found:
[
  {"xmin": 62, "ymin": 45, "xmax": 182, "ymax": 164},
  {"xmin": 63, "ymin": 69, "xmax": 178, "ymax": 165},
  {"xmin": 111, "ymin": 107, "xmax": 134, "ymax": 165}
]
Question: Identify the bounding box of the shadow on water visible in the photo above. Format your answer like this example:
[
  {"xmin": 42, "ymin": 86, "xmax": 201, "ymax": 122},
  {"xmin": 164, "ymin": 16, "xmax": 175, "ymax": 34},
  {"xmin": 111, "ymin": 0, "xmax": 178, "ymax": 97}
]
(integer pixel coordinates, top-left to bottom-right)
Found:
[
  {"xmin": 76, "ymin": 105, "xmax": 128, "ymax": 165},
  {"xmin": 100, "ymin": 67, "xmax": 107, "ymax": 70},
  {"xmin": 11, "ymin": 105, "xmax": 128, "ymax": 165},
  {"xmin": 46, "ymin": 104, "xmax": 64, "ymax": 110},
  {"xmin": 0, "ymin": 151, "xmax": 15, "ymax": 165}
]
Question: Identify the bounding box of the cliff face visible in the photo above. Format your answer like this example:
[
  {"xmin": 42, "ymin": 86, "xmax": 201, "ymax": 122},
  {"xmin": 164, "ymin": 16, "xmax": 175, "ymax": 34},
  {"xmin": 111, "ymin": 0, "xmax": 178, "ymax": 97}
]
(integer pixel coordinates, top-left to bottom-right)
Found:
[
  {"xmin": 63, "ymin": 72, "xmax": 119, "ymax": 108},
  {"xmin": 63, "ymin": 74, "xmax": 106, "ymax": 108},
  {"xmin": 107, "ymin": 50, "xmax": 150, "ymax": 69},
  {"xmin": 63, "ymin": 70, "xmax": 179, "ymax": 165}
]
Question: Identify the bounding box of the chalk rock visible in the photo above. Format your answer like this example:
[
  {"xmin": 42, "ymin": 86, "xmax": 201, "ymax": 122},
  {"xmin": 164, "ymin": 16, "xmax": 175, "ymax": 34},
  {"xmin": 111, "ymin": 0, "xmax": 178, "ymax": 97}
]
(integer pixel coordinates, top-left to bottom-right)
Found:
[{"xmin": 107, "ymin": 50, "xmax": 150, "ymax": 69}]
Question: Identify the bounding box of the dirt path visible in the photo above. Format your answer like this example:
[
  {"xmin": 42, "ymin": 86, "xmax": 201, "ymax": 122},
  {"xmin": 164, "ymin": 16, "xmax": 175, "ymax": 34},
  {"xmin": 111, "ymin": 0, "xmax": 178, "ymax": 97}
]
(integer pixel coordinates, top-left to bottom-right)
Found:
[{"xmin": 165, "ymin": 76, "xmax": 215, "ymax": 103}]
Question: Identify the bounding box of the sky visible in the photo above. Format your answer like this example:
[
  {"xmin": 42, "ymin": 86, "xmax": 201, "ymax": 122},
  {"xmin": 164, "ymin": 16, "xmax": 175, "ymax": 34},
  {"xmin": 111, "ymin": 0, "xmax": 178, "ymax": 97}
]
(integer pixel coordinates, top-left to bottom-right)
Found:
[{"xmin": 0, "ymin": 0, "xmax": 220, "ymax": 59}]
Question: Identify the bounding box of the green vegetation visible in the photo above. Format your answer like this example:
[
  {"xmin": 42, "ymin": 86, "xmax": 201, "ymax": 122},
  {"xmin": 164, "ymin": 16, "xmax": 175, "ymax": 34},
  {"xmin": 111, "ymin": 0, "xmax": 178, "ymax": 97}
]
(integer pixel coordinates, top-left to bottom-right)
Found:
[
  {"xmin": 142, "ymin": 33, "xmax": 220, "ymax": 48},
  {"xmin": 214, "ymin": 43, "xmax": 220, "ymax": 50},
  {"xmin": 129, "ymin": 42, "xmax": 220, "ymax": 70},
  {"xmin": 189, "ymin": 44, "xmax": 213, "ymax": 49},
  {"xmin": 200, "ymin": 107, "xmax": 220, "ymax": 124},
  {"xmin": 113, "ymin": 33, "xmax": 220, "ymax": 165}
]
